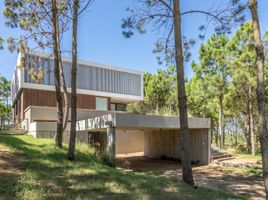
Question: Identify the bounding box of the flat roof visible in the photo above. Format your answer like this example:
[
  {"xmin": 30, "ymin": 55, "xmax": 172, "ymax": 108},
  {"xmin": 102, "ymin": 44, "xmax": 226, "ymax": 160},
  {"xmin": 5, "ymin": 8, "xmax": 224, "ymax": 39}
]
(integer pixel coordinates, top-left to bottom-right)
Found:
[{"xmin": 77, "ymin": 113, "xmax": 211, "ymax": 131}]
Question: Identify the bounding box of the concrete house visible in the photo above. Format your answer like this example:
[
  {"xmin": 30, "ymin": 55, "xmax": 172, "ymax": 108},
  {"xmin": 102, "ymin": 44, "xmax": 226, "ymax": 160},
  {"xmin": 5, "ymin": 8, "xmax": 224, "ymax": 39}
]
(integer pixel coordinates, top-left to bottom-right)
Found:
[{"xmin": 12, "ymin": 51, "xmax": 211, "ymax": 164}]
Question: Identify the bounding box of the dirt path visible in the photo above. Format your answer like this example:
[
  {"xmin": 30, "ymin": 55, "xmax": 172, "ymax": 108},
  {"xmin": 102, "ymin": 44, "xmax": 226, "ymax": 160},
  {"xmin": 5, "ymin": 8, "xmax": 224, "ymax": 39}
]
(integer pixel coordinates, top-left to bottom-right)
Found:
[{"xmin": 117, "ymin": 156, "xmax": 265, "ymax": 200}]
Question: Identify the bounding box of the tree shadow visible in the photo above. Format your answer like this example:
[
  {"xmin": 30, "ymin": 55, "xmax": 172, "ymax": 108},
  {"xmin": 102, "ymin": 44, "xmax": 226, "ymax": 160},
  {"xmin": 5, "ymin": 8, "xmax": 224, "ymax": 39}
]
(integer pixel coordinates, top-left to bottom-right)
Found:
[
  {"xmin": 0, "ymin": 135, "xmax": 246, "ymax": 200},
  {"xmin": 194, "ymin": 166, "xmax": 264, "ymax": 199}
]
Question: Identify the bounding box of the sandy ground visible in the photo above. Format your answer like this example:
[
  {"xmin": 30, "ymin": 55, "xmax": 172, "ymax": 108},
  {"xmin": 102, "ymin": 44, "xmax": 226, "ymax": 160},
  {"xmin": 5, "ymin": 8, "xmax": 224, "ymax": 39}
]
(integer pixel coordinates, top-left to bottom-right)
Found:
[{"xmin": 116, "ymin": 154, "xmax": 265, "ymax": 200}]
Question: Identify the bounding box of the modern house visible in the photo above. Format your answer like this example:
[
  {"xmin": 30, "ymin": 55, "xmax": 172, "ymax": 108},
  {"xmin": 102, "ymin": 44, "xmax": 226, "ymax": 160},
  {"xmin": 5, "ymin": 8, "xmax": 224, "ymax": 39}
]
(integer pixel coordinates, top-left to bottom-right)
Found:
[
  {"xmin": 11, "ymin": 51, "xmax": 211, "ymax": 165},
  {"xmin": 12, "ymin": 51, "xmax": 143, "ymax": 126}
]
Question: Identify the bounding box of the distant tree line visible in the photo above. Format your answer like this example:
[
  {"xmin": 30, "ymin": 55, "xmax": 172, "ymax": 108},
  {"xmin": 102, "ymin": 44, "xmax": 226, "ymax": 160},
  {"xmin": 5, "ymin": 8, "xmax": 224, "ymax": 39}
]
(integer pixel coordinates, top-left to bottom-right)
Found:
[
  {"xmin": 128, "ymin": 22, "xmax": 268, "ymax": 158},
  {"xmin": 188, "ymin": 22, "xmax": 268, "ymax": 155}
]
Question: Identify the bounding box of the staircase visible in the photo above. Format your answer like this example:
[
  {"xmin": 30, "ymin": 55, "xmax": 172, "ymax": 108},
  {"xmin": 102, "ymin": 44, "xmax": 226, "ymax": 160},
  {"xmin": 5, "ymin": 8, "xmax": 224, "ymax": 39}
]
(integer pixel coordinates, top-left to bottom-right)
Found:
[
  {"xmin": 211, "ymin": 146, "xmax": 261, "ymax": 168},
  {"xmin": 211, "ymin": 146, "xmax": 233, "ymax": 162}
]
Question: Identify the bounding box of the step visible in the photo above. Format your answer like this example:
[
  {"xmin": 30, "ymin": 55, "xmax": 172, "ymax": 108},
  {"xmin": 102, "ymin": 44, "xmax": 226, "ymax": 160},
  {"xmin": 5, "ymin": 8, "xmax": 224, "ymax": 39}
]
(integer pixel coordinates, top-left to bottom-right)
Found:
[
  {"xmin": 211, "ymin": 153, "xmax": 233, "ymax": 161},
  {"xmin": 213, "ymin": 156, "xmax": 235, "ymax": 162},
  {"xmin": 215, "ymin": 160, "xmax": 257, "ymax": 168}
]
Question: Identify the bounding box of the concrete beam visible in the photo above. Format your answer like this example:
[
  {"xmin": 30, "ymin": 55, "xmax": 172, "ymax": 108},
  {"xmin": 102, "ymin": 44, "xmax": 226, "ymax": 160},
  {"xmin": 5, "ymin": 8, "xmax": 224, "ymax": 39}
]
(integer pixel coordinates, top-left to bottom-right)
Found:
[
  {"xmin": 77, "ymin": 114, "xmax": 115, "ymax": 131},
  {"xmin": 115, "ymin": 113, "xmax": 210, "ymax": 129},
  {"xmin": 77, "ymin": 113, "xmax": 210, "ymax": 131}
]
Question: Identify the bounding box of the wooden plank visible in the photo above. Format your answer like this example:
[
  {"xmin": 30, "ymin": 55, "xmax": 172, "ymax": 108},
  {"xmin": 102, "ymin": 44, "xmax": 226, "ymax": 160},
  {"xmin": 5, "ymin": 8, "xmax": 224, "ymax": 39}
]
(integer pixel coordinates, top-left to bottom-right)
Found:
[
  {"xmin": 22, "ymin": 88, "xmax": 112, "ymax": 110},
  {"xmin": 13, "ymin": 88, "xmax": 112, "ymax": 123}
]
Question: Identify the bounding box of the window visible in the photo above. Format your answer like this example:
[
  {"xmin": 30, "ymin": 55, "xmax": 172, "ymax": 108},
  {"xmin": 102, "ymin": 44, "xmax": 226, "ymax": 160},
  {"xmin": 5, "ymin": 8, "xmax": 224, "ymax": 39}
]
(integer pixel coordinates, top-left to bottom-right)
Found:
[
  {"xmin": 116, "ymin": 103, "xmax": 126, "ymax": 111},
  {"xmin": 96, "ymin": 97, "xmax": 108, "ymax": 111},
  {"xmin": 110, "ymin": 103, "xmax": 126, "ymax": 111},
  {"xmin": 111, "ymin": 103, "xmax": 116, "ymax": 111}
]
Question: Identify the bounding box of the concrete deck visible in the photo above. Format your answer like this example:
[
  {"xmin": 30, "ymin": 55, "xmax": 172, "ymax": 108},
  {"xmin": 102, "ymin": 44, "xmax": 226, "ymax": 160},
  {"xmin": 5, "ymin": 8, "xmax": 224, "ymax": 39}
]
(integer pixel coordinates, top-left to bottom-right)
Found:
[
  {"xmin": 77, "ymin": 113, "xmax": 211, "ymax": 131},
  {"xmin": 76, "ymin": 113, "xmax": 211, "ymax": 165}
]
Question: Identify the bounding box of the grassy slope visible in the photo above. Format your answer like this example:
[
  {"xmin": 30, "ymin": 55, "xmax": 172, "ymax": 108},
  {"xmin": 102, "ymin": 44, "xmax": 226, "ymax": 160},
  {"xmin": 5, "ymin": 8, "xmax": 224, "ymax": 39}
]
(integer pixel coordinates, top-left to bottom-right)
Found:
[{"xmin": 0, "ymin": 135, "xmax": 246, "ymax": 200}]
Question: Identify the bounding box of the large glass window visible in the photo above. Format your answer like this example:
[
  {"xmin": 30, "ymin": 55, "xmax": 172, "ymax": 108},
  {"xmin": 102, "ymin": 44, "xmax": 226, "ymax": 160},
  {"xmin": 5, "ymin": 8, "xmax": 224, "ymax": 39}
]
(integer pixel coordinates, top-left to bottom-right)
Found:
[
  {"xmin": 116, "ymin": 103, "xmax": 126, "ymax": 111},
  {"xmin": 110, "ymin": 103, "xmax": 126, "ymax": 111},
  {"xmin": 96, "ymin": 97, "xmax": 108, "ymax": 111}
]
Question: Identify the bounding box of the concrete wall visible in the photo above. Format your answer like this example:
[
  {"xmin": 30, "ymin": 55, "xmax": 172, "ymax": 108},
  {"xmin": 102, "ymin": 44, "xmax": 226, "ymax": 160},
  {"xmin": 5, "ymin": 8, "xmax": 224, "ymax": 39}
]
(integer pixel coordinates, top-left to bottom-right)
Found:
[
  {"xmin": 28, "ymin": 121, "xmax": 70, "ymax": 138},
  {"xmin": 27, "ymin": 120, "xmax": 210, "ymax": 164},
  {"xmin": 23, "ymin": 106, "xmax": 117, "ymax": 131},
  {"xmin": 25, "ymin": 106, "xmax": 111, "ymax": 122},
  {"xmin": 116, "ymin": 130, "xmax": 144, "ymax": 154},
  {"xmin": 28, "ymin": 121, "xmax": 89, "ymax": 143},
  {"xmin": 28, "ymin": 121, "xmax": 145, "ymax": 155},
  {"xmin": 144, "ymin": 129, "xmax": 210, "ymax": 164},
  {"xmin": 79, "ymin": 113, "xmax": 210, "ymax": 131}
]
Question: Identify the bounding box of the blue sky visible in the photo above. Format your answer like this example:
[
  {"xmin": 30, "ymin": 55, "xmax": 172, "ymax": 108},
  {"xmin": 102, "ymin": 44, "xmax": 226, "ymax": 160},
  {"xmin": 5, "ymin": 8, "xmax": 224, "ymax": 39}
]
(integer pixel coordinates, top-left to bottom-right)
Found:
[{"xmin": 0, "ymin": 0, "xmax": 268, "ymax": 81}]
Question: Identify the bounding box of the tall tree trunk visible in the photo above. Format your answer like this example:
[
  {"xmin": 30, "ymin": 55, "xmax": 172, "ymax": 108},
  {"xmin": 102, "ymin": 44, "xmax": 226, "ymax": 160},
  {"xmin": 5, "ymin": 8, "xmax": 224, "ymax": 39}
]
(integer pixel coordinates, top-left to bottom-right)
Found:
[
  {"xmin": 215, "ymin": 125, "xmax": 219, "ymax": 146},
  {"xmin": 173, "ymin": 0, "xmax": 195, "ymax": 186},
  {"xmin": 223, "ymin": 124, "xmax": 226, "ymax": 147},
  {"xmin": 58, "ymin": 54, "xmax": 69, "ymax": 131},
  {"xmin": 67, "ymin": 0, "xmax": 79, "ymax": 161},
  {"xmin": 249, "ymin": 87, "xmax": 255, "ymax": 155},
  {"xmin": 52, "ymin": 0, "xmax": 63, "ymax": 148},
  {"xmin": 246, "ymin": 127, "xmax": 251, "ymax": 154},
  {"xmin": 211, "ymin": 120, "xmax": 214, "ymax": 144},
  {"xmin": 230, "ymin": 118, "xmax": 235, "ymax": 147},
  {"xmin": 246, "ymin": 101, "xmax": 252, "ymax": 153},
  {"xmin": 6, "ymin": 97, "xmax": 8, "ymax": 125},
  {"xmin": 235, "ymin": 117, "xmax": 238, "ymax": 147},
  {"xmin": 248, "ymin": 0, "xmax": 268, "ymax": 197},
  {"xmin": 219, "ymin": 95, "xmax": 224, "ymax": 149}
]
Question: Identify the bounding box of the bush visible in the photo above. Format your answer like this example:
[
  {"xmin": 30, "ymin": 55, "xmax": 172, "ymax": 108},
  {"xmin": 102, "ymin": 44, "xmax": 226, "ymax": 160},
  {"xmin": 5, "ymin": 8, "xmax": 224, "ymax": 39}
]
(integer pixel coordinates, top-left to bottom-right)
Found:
[
  {"xmin": 96, "ymin": 150, "xmax": 115, "ymax": 167},
  {"xmin": 126, "ymin": 103, "xmax": 147, "ymax": 114}
]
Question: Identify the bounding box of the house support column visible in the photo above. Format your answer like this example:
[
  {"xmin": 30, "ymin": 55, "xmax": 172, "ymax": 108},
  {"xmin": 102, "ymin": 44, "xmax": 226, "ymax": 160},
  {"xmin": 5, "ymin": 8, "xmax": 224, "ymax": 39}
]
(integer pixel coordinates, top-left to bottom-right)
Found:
[{"xmin": 106, "ymin": 125, "xmax": 116, "ymax": 166}]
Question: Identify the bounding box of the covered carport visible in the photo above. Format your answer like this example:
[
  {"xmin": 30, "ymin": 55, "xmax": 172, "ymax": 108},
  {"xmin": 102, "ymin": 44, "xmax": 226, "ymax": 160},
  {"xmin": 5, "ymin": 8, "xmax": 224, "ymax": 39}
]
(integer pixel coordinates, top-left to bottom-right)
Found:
[{"xmin": 77, "ymin": 113, "xmax": 211, "ymax": 166}]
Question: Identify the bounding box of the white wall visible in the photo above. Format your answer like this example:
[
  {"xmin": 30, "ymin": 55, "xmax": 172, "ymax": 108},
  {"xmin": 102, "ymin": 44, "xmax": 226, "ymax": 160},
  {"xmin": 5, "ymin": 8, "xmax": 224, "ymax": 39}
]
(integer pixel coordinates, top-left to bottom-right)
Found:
[
  {"xmin": 24, "ymin": 106, "xmax": 114, "ymax": 128},
  {"xmin": 116, "ymin": 130, "xmax": 144, "ymax": 154}
]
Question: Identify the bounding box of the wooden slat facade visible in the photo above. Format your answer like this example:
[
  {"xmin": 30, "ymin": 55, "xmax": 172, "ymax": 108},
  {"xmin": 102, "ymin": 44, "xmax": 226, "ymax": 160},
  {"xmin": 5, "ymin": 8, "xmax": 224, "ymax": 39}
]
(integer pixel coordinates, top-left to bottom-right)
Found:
[{"xmin": 13, "ymin": 88, "xmax": 111, "ymax": 123}]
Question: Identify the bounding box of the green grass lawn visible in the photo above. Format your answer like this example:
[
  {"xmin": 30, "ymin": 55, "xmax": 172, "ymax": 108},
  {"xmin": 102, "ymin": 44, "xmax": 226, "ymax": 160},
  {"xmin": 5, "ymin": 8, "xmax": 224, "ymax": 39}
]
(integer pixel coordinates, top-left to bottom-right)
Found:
[
  {"xmin": 0, "ymin": 135, "xmax": 246, "ymax": 200},
  {"xmin": 226, "ymin": 147, "xmax": 262, "ymax": 161},
  {"xmin": 223, "ymin": 147, "xmax": 263, "ymax": 176},
  {"xmin": 222, "ymin": 165, "xmax": 263, "ymax": 177}
]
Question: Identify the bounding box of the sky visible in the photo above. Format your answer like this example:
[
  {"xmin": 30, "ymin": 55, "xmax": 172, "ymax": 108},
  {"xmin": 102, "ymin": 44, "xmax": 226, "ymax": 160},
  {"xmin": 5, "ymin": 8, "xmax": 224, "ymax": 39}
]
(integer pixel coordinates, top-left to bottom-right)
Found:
[{"xmin": 0, "ymin": 0, "xmax": 268, "ymax": 81}]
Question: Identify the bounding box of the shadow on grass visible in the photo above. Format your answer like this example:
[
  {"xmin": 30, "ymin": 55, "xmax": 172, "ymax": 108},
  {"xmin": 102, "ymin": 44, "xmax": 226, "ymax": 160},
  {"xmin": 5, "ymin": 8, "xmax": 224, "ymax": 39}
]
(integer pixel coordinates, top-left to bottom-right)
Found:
[
  {"xmin": 194, "ymin": 165, "xmax": 264, "ymax": 199},
  {"xmin": 0, "ymin": 135, "xmax": 246, "ymax": 200}
]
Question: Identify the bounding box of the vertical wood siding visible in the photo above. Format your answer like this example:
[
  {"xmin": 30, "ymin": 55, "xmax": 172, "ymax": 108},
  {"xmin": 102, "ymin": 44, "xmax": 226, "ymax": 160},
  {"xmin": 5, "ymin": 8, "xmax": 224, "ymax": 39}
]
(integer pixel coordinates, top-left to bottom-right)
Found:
[{"xmin": 13, "ymin": 88, "xmax": 111, "ymax": 123}]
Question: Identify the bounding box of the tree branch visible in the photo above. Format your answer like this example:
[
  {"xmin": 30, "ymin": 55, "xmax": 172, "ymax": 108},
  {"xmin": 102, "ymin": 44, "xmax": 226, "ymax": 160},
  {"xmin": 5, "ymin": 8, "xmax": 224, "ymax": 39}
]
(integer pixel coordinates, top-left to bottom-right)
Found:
[
  {"xmin": 158, "ymin": 0, "xmax": 175, "ymax": 15},
  {"xmin": 181, "ymin": 10, "xmax": 224, "ymax": 26},
  {"xmin": 78, "ymin": 0, "xmax": 93, "ymax": 16}
]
